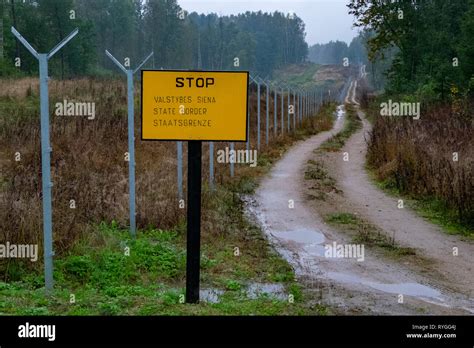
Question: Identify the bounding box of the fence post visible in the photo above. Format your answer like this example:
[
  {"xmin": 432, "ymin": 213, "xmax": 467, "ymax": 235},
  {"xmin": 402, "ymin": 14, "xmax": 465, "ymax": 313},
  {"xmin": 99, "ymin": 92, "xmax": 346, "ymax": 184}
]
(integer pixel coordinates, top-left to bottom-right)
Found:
[
  {"xmin": 11, "ymin": 27, "xmax": 79, "ymax": 293},
  {"xmin": 287, "ymin": 88, "xmax": 290, "ymax": 133},
  {"xmin": 106, "ymin": 50, "xmax": 153, "ymax": 237},
  {"xmin": 307, "ymin": 91, "xmax": 309, "ymax": 116},
  {"xmin": 246, "ymin": 82, "xmax": 250, "ymax": 153},
  {"xmin": 209, "ymin": 142, "xmax": 214, "ymax": 190},
  {"xmin": 299, "ymin": 91, "xmax": 302, "ymax": 124},
  {"xmin": 257, "ymin": 81, "xmax": 261, "ymax": 149},
  {"xmin": 292, "ymin": 90, "xmax": 295, "ymax": 130},
  {"xmin": 307, "ymin": 91, "xmax": 309, "ymax": 117},
  {"xmin": 38, "ymin": 53, "xmax": 54, "ymax": 293},
  {"xmin": 281, "ymin": 87, "xmax": 284, "ymax": 134},
  {"xmin": 273, "ymin": 86, "xmax": 277, "ymax": 136},
  {"xmin": 230, "ymin": 142, "xmax": 235, "ymax": 177},
  {"xmin": 126, "ymin": 69, "xmax": 136, "ymax": 236},
  {"xmin": 265, "ymin": 81, "xmax": 269, "ymax": 145},
  {"xmin": 248, "ymin": 75, "xmax": 260, "ymax": 152}
]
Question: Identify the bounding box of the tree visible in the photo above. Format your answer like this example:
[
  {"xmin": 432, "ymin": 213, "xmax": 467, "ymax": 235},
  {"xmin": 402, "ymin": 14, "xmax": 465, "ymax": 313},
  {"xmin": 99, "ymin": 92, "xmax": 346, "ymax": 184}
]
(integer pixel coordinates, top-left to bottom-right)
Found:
[
  {"xmin": 348, "ymin": 0, "xmax": 472, "ymax": 98},
  {"xmin": 0, "ymin": 1, "xmax": 311, "ymax": 78}
]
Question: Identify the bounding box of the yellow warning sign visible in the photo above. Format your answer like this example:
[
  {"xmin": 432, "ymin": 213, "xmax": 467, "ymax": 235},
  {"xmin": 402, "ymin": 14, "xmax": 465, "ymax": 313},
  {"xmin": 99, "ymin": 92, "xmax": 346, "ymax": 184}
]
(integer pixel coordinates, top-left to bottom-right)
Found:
[{"xmin": 141, "ymin": 70, "xmax": 249, "ymax": 141}]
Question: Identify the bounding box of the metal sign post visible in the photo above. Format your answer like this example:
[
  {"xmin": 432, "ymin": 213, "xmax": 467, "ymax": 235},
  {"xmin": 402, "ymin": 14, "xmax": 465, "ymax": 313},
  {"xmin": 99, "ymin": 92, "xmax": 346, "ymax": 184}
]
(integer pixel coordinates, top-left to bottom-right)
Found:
[
  {"xmin": 186, "ymin": 140, "xmax": 202, "ymax": 303},
  {"xmin": 177, "ymin": 141, "xmax": 183, "ymax": 199},
  {"xmin": 11, "ymin": 26, "xmax": 79, "ymax": 293},
  {"xmin": 141, "ymin": 70, "xmax": 248, "ymax": 304},
  {"xmin": 105, "ymin": 50, "xmax": 153, "ymax": 237}
]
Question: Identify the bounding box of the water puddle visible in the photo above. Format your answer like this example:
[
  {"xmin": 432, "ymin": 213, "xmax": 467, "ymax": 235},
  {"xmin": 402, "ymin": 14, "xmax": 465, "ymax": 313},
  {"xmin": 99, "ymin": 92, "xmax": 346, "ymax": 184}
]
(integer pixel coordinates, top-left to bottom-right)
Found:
[
  {"xmin": 272, "ymin": 172, "xmax": 290, "ymax": 178},
  {"xmin": 200, "ymin": 283, "xmax": 288, "ymax": 303},
  {"xmin": 336, "ymin": 105, "xmax": 345, "ymax": 119},
  {"xmin": 247, "ymin": 283, "xmax": 287, "ymax": 301},
  {"xmin": 325, "ymin": 272, "xmax": 444, "ymax": 300},
  {"xmin": 258, "ymin": 212, "xmax": 454, "ymax": 305},
  {"xmin": 272, "ymin": 228, "xmax": 325, "ymax": 245},
  {"xmin": 303, "ymin": 243, "xmax": 327, "ymax": 257},
  {"xmin": 200, "ymin": 288, "xmax": 224, "ymax": 303}
]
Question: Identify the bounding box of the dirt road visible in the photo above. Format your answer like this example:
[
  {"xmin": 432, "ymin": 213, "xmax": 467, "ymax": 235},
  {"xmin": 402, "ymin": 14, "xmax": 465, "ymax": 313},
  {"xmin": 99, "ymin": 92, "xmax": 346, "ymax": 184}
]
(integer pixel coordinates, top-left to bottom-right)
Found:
[
  {"xmin": 247, "ymin": 80, "xmax": 474, "ymax": 314},
  {"xmin": 337, "ymin": 90, "xmax": 474, "ymax": 298}
]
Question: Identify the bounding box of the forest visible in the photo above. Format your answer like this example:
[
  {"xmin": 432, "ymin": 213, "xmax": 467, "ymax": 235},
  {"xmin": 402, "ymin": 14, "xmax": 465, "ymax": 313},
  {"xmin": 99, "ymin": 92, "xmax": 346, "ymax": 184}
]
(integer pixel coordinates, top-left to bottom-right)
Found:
[
  {"xmin": 0, "ymin": 0, "xmax": 308, "ymax": 79},
  {"xmin": 349, "ymin": 0, "xmax": 474, "ymax": 101},
  {"xmin": 308, "ymin": 36, "xmax": 368, "ymax": 66}
]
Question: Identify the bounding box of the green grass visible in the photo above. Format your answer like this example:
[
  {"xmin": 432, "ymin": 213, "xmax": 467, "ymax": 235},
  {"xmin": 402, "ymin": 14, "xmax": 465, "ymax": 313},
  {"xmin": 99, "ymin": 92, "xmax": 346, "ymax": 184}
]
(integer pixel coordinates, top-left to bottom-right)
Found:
[
  {"xmin": 273, "ymin": 63, "xmax": 322, "ymax": 89},
  {"xmin": 0, "ymin": 221, "xmax": 327, "ymax": 315},
  {"xmin": 274, "ymin": 66, "xmax": 345, "ymax": 95},
  {"xmin": 369, "ymin": 173, "xmax": 474, "ymax": 239},
  {"xmin": 413, "ymin": 198, "xmax": 473, "ymax": 237},
  {"xmin": 318, "ymin": 104, "xmax": 361, "ymax": 152},
  {"xmin": 325, "ymin": 213, "xmax": 359, "ymax": 225}
]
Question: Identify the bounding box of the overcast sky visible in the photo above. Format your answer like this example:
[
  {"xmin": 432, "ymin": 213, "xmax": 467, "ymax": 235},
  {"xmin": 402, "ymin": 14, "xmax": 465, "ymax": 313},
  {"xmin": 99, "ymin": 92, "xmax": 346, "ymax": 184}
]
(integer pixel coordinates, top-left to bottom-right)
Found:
[{"xmin": 178, "ymin": 0, "xmax": 359, "ymax": 46}]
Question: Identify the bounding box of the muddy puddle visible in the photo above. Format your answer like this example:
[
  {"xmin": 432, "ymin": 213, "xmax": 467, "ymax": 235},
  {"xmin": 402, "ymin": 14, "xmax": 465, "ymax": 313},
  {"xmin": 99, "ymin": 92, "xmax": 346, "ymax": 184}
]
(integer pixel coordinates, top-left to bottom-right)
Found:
[{"xmin": 200, "ymin": 283, "xmax": 288, "ymax": 304}]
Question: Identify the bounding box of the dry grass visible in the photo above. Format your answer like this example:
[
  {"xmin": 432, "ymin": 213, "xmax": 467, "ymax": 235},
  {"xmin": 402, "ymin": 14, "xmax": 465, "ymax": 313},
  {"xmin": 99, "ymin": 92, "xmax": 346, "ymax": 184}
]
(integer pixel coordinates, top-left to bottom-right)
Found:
[
  {"xmin": 0, "ymin": 77, "xmax": 332, "ymax": 257},
  {"xmin": 366, "ymin": 102, "xmax": 474, "ymax": 229}
]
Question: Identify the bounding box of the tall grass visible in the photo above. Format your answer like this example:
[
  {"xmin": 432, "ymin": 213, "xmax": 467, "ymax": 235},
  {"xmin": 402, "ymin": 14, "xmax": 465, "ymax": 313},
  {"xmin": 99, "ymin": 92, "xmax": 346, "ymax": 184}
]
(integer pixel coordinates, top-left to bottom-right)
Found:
[
  {"xmin": 366, "ymin": 101, "xmax": 474, "ymax": 231},
  {"xmin": 0, "ymin": 77, "xmax": 336, "ymax": 262}
]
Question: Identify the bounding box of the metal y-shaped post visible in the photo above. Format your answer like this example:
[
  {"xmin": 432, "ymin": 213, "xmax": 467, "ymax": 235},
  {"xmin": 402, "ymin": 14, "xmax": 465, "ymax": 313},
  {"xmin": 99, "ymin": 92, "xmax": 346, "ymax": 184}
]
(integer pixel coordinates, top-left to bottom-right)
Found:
[
  {"xmin": 105, "ymin": 50, "xmax": 154, "ymax": 238},
  {"xmin": 11, "ymin": 26, "xmax": 79, "ymax": 293}
]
